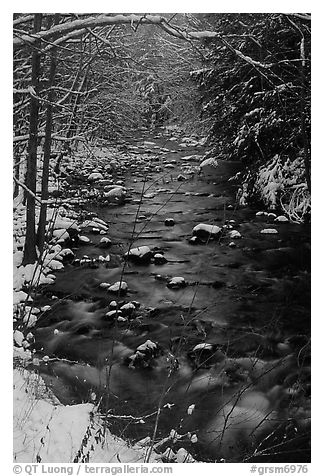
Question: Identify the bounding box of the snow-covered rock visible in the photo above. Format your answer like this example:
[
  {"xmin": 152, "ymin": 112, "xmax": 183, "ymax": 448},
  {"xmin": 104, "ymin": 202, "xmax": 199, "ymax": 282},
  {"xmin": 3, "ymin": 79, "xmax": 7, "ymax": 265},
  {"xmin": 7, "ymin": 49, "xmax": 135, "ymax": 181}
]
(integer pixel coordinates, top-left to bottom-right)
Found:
[
  {"xmin": 124, "ymin": 246, "xmax": 152, "ymax": 263},
  {"xmin": 58, "ymin": 248, "xmax": 75, "ymax": 260},
  {"xmin": 228, "ymin": 230, "xmax": 242, "ymax": 239},
  {"xmin": 41, "ymin": 305, "xmax": 51, "ymax": 312},
  {"xmin": 108, "ymin": 281, "xmax": 128, "ymax": 293},
  {"xmin": 78, "ymin": 235, "xmax": 91, "ymax": 243},
  {"xmin": 23, "ymin": 312, "xmax": 37, "ymax": 328},
  {"xmin": 260, "ymin": 228, "xmax": 278, "ymax": 234},
  {"xmin": 99, "ymin": 237, "xmax": 112, "ymax": 248},
  {"xmin": 13, "ymin": 290, "xmax": 28, "ymax": 305},
  {"xmin": 53, "ymin": 218, "xmax": 79, "ymax": 231},
  {"xmin": 120, "ymin": 302, "xmax": 136, "ymax": 316},
  {"xmin": 167, "ymin": 276, "xmax": 186, "ymax": 289},
  {"xmin": 153, "ymin": 253, "xmax": 167, "ymax": 265},
  {"xmin": 136, "ymin": 340, "xmax": 157, "ymax": 353},
  {"xmin": 274, "ymin": 215, "xmax": 289, "ymax": 222},
  {"xmin": 192, "ymin": 223, "xmax": 222, "ymax": 240},
  {"xmin": 81, "ymin": 220, "xmax": 109, "ymax": 231},
  {"xmin": 104, "ymin": 187, "xmax": 127, "ymax": 203},
  {"xmin": 99, "ymin": 282, "xmax": 110, "ymax": 289},
  {"xmin": 199, "ymin": 157, "xmax": 218, "ymax": 175},
  {"xmin": 187, "ymin": 404, "xmax": 195, "ymax": 415},
  {"xmin": 105, "ymin": 310, "xmax": 121, "ymax": 319},
  {"xmin": 45, "ymin": 259, "xmax": 64, "ymax": 271},
  {"xmin": 13, "ymin": 330, "xmax": 24, "ymax": 347},
  {"xmin": 192, "ymin": 343, "xmax": 213, "ymax": 352},
  {"xmin": 52, "ymin": 229, "xmax": 70, "ymax": 241}
]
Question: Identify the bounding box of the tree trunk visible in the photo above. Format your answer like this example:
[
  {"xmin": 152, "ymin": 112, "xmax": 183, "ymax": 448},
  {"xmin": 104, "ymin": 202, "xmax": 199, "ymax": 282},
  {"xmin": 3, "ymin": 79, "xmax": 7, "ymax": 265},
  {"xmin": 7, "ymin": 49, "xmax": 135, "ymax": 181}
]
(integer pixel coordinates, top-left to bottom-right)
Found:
[
  {"xmin": 22, "ymin": 13, "xmax": 42, "ymax": 265},
  {"xmin": 36, "ymin": 15, "xmax": 59, "ymax": 252},
  {"xmin": 299, "ymin": 37, "xmax": 311, "ymax": 192}
]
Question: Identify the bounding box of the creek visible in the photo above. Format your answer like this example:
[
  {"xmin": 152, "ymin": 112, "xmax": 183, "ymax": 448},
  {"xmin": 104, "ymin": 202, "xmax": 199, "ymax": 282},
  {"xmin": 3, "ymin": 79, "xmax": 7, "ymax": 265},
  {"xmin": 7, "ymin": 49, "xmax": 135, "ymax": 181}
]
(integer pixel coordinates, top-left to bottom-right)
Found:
[{"xmin": 29, "ymin": 130, "xmax": 311, "ymax": 462}]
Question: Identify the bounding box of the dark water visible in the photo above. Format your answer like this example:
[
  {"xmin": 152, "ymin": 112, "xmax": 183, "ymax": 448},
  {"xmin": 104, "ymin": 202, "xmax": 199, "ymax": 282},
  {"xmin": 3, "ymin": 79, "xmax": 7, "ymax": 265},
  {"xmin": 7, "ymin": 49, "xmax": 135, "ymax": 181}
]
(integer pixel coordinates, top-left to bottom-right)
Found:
[{"xmin": 30, "ymin": 132, "xmax": 311, "ymax": 462}]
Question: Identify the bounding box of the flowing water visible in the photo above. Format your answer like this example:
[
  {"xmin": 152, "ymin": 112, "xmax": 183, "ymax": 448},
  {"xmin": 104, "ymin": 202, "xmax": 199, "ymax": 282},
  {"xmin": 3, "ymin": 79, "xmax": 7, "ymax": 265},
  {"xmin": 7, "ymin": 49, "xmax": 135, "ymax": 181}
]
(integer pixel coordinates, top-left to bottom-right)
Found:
[{"xmin": 29, "ymin": 131, "xmax": 311, "ymax": 462}]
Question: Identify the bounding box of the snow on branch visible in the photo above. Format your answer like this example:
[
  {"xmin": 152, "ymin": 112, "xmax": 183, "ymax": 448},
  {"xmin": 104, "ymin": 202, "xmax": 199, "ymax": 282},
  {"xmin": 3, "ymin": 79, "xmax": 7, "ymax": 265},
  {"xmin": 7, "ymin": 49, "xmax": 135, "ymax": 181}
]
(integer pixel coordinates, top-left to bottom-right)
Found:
[{"xmin": 12, "ymin": 14, "xmax": 229, "ymax": 51}]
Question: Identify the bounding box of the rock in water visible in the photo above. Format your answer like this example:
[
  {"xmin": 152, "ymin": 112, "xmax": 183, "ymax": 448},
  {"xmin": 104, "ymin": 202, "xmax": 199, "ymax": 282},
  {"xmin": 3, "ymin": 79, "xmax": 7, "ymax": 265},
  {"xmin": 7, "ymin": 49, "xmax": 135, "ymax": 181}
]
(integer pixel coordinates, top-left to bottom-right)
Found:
[
  {"xmin": 99, "ymin": 237, "xmax": 112, "ymax": 249},
  {"xmin": 104, "ymin": 187, "xmax": 127, "ymax": 204},
  {"xmin": 164, "ymin": 218, "xmax": 175, "ymax": 227},
  {"xmin": 274, "ymin": 215, "xmax": 289, "ymax": 222},
  {"xmin": 192, "ymin": 223, "xmax": 222, "ymax": 241},
  {"xmin": 260, "ymin": 228, "xmax": 278, "ymax": 234},
  {"xmin": 228, "ymin": 230, "xmax": 242, "ymax": 239},
  {"xmin": 167, "ymin": 276, "xmax": 186, "ymax": 289},
  {"xmin": 153, "ymin": 253, "xmax": 167, "ymax": 265},
  {"xmin": 124, "ymin": 246, "xmax": 152, "ymax": 264},
  {"xmin": 199, "ymin": 157, "xmax": 218, "ymax": 175},
  {"xmin": 108, "ymin": 281, "xmax": 128, "ymax": 293}
]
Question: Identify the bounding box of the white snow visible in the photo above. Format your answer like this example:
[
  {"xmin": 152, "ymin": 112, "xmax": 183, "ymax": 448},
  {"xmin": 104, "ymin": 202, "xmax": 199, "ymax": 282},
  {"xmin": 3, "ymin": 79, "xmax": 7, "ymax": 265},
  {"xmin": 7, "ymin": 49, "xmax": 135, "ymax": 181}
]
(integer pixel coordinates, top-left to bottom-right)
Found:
[
  {"xmin": 260, "ymin": 228, "xmax": 278, "ymax": 234},
  {"xmin": 13, "ymin": 290, "xmax": 28, "ymax": 305},
  {"xmin": 137, "ymin": 340, "xmax": 157, "ymax": 353},
  {"xmin": 78, "ymin": 235, "xmax": 90, "ymax": 243},
  {"xmin": 168, "ymin": 276, "xmax": 186, "ymax": 288},
  {"xmin": 108, "ymin": 281, "xmax": 128, "ymax": 293},
  {"xmin": 187, "ymin": 404, "xmax": 195, "ymax": 415},
  {"xmin": 125, "ymin": 246, "xmax": 151, "ymax": 259},
  {"xmin": 52, "ymin": 228, "xmax": 70, "ymax": 241},
  {"xmin": 192, "ymin": 343, "xmax": 213, "ymax": 352},
  {"xmin": 81, "ymin": 219, "xmax": 109, "ymax": 231},
  {"xmin": 275, "ymin": 215, "xmax": 289, "ymax": 222},
  {"xmin": 13, "ymin": 330, "xmax": 24, "ymax": 347},
  {"xmin": 228, "ymin": 230, "xmax": 242, "ymax": 239}
]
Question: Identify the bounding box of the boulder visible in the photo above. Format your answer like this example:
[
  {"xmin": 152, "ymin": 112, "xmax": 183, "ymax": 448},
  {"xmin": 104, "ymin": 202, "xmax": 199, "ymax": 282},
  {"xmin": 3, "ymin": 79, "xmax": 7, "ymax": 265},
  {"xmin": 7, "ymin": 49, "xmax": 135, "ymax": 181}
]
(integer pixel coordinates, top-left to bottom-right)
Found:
[
  {"xmin": 104, "ymin": 187, "xmax": 127, "ymax": 204},
  {"xmin": 164, "ymin": 218, "xmax": 175, "ymax": 227},
  {"xmin": 99, "ymin": 237, "xmax": 112, "ymax": 249},
  {"xmin": 153, "ymin": 253, "xmax": 167, "ymax": 265},
  {"xmin": 228, "ymin": 230, "xmax": 242, "ymax": 239},
  {"xmin": 199, "ymin": 157, "xmax": 218, "ymax": 175},
  {"xmin": 120, "ymin": 302, "xmax": 136, "ymax": 317},
  {"xmin": 192, "ymin": 223, "xmax": 222, "ymax": 241},
  {"xmin": 52, "ymin": 229, "xmax": 69, "ymax": 242},
  {"xmin": 167, "ymin": 276, "xmax": 186, "ymax": 289},
  {"xmin": 124, "ymin": 246, "xmax": 152, "ymax": 264},
  {"xmin": 78, "ymin": 235, "xmax": 91, "ymax": 244},
  {"xmin": 108, "ymin": 281, "xmax": 128, "ymax": 294},
  {"xmin": 260, "ymin": 228, "xmax": 278, "ymax": 234},
  {"xmin": 274, "ymin": 215, "xmax": 289, "ymax": 222}
]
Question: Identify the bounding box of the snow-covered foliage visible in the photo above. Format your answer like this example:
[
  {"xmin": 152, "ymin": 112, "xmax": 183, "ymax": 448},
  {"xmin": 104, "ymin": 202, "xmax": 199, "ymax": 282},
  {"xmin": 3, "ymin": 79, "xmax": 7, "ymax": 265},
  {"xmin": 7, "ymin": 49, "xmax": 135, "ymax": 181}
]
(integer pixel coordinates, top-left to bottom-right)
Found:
[
  {"xmin": 250, "ymin": 155, "xmax": 310, "ymax": 220},
  {"xmin": 192, "ymin": 14, "xmax": 310, "ymax": 221}
]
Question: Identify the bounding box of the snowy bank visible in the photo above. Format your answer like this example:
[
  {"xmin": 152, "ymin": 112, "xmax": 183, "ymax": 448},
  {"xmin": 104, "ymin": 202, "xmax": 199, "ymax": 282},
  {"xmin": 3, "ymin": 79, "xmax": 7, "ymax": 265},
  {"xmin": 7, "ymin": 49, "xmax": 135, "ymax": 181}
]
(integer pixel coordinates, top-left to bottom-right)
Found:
[{"xmin": 13, "ymin": 365, "xmax": 160, "ymax": 463}]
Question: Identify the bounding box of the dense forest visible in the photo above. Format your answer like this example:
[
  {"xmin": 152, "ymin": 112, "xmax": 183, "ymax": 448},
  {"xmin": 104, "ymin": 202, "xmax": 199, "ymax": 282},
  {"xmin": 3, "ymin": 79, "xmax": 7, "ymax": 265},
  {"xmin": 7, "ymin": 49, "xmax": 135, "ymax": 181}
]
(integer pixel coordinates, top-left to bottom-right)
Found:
[{"xmin": 13, "ymin": 13, "xmax": 311, "ymax": 465}]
